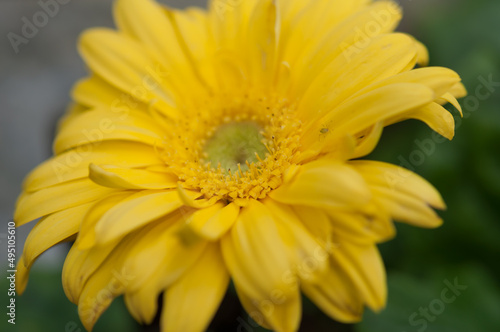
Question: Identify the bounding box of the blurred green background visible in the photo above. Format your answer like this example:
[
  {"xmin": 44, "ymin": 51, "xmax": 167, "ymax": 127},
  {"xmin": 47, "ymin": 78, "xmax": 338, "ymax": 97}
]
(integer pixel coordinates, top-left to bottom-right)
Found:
[{"xmin": 1, "ymin": 0, "xmax": 499, "ymax": 331}]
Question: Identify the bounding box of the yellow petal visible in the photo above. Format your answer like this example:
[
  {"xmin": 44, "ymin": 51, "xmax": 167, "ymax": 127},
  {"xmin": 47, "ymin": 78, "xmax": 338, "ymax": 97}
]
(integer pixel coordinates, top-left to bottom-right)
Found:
[
  {"xmin": 124, "ymin": 233, "xmax": 206, "ymax": 325},
  {"xmin": 15, "ymin": 204, "xmax": 91, "ymax": 294},
  {"xmin": 438, "ymin": 92, "xmax": 463, "ymax": 117},
  {"xmin": 263, "ymin": 199, "xmax": 329, "ymax": 282},
  {"xmin": 123, "ymin": 220, "xmax": 207, "ymax": 322},
  {"xmin": 22, "ymin": 203, "xmax": 92, "ymax": 268},
  {"xmin": 77, "ymin": 237, "xmax": 137, "ymax": 331},
  {"xmin": 122, "ymin": 212, "xmax": 206, "ymax": 292},
  {"xmin": 186, "ymin": 202, "xmax": 240, "ymax": 240},
  {"xmin": 351, "ymin": 162, "xmax": 444, "ymax": 228},
  {"xmin": 79, "ymin": 28, "xmax": 177, "ymax": 117},
  {"xmin": 15, "ymin": 256, "xmax": 30, "ymax": 296},
  {"xmin": 72, "ymin": 75, "xmax": 146, "ymax": 111},
  {"xmin": 392, "ymin": 102, "xmax": 455, "ymax": 140},
  {"xmin": 302, "ymin": 83, "xmax": 435, "ymax": 147},
  {"xmin": 54, "ymin": 108, "xmax": 164, "ymax": 154},
  {"xmin": 221, "ymin": 200, "xmax": 297, "ymax": 301},
  {"xmin": 353, "ymin": 66, "xmax": 461, "ymax": 101},
  {"xmin": 269, "ymin": 160, "xmax": 371, "ymax": 209},
  {"xmin": 350, "ymin": 160, "xmax": 446, "ymax": 209},
  {"xmin": 302, "ymin": 255, "xmax": 364, "ymax": 323},
  {"xmin": 448, "ymin": 82, "xmax": 467, "ymax": 99},
  {"xmin": 297, "ymin": 33, "xmax": 417, "ymax": 120},
  {"xmin": 62, "ymin": 240, "xmax": 120, "ymax": 304},
  {"xmin": 89, "ymin": 164, "xmax": 178, "ymax": 190},
  {"xmin": 76, "ymin": 192, "xmax": 134, "ymax": 250},
  {"xmin": 124, "ymin": 279, "xmax": 160, "ymax": 325},
  {"xmin": 324, "ymin": 207, "xmax": 395, "ymax": 245},
  {"xmin": 92, "ymin": 190, "xmax": 184, "ymax": 246},
  {"xmin": 176, "ymin": 184, "xmax": 214, "ymax": 208},
  {"xmin": 330, "ymin": 242, "xmax": 387, "ymax": 311},
  {"xmin": 15, "ymin": 178, "xmax": 116, "ymax": 227},
  {"xmin": 352, "ymin": 122, "xmax": 384, "ymax": 159},
  {"xmin": 414, "ymin": 38, "xmax": 429, "ymax": 66},
  {"xmin": 289, "ymin": 1, "xmax": 401, "ymax": 95},
  {"xmin": 245, "ymin": 0, "xmax": 278, "ymax": 87},
  {"xmin": 23, "ymin": 141, "xmax": 162, "ymax": 193},
  {"xmin": 373, "ymin": 187, "xmax": 443, "ymax": 228},
  {"xmin": 114, "ymin": 0, "xmax": 184, "ymax": 64},
  {"xmin": 171, "ymin": 7, "xmax": 217, "ymax": 89},
  {"xmin": 292, "ymin": 205, "xmax": 334, "ymax": 251},
  {"xmin": 115, "ymin": 0, "xmax": 209, "ymax": 99},
  {"xmin": 235, "ymin": 283, "xmax": 302, "ymax": 332},
  {"xmin": 161, "ymin": 244, "xmax": 229, "ymax": 332}
]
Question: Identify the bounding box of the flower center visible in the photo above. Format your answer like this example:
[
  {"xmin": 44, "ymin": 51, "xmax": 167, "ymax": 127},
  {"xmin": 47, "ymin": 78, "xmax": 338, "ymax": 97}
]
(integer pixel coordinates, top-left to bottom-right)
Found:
[
  {"xmin": 203, "ymin": 122, "xmax": 268, "ymax": 173},
  {"xmin": 158, "ymin": 93, "xmax": 302, "ymax": 205}
]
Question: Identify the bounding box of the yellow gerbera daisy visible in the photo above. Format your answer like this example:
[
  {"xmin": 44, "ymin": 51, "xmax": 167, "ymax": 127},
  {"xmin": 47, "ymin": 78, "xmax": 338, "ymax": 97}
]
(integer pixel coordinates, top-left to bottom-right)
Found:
[{"xmin": 15, "ymin": 0, "xmax": 466, "ymax": 331}]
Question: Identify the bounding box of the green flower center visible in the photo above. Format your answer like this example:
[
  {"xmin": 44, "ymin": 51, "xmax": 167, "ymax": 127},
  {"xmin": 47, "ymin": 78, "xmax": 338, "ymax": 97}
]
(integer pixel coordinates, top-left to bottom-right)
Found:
[{"xmin": 204, "ymin": 122, "xmax": 268, "ymax": 173}]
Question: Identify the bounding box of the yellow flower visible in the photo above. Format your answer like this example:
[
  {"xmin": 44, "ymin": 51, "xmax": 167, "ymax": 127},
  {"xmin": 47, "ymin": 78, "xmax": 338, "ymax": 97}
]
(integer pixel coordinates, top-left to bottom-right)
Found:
[{"xmin": 15, "ymin": 0, "xmax": 466, "ymax": 331}]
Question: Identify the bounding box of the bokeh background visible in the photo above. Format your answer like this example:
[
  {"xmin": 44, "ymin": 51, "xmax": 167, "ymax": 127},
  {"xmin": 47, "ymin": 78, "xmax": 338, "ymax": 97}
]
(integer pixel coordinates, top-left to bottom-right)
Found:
[{"xmin": 1, "ymin": 0, "xmax": 499, "ymax": 331}]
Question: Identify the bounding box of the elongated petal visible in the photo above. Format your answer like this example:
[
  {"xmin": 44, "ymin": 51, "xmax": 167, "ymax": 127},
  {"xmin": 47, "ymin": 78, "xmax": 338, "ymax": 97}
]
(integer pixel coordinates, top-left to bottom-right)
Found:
[
  {"xmin": 438, "ymin": 92, "xmax": 463, "ymax": 116},
  {"xmin": 124, "ymin": 278, "xmax": 160, "ymax": 325},
  {"xmin": 330, "ymin": 242, "xmax": 387, "ymax": 311},
  {"xmin": 186, "ymin": 202, "xmax": 239, "ymax": 240},
  {"xmin": 77, "ymin": 235, "xmax": 138, "ymax": 331},
  {"xmin": 92, "ymin": 190, "xmax": 184, "ymax": 246},
  {"xmin": 292, "ymin": 205, "xmax": 334, "ymax": 251},
  {"xmin": 72, "ymin": 75, "xmax": 146, "ymax": 111},
  {"xmin": 221, "ymin": 200, "xmax": 297, "ymax": 301},
  {"xmin": 297, "ymin": 33, "xmax": 417, "ymax": 120},
  {"xmin": 302, "ymin": 255, "xmax": 364, "ymax": 323},
  {"xmin": 15, "ymin": 178, "xmax": 116, "ymax": 227},
  {"xmin": 235, "ymin": 283, "xmax": 302, "ymax": 332},
  {"xmin": 302, "ymin": 83, "xmax": 435, "ymax": 148},
  {"xmin": 54, "ymin": 108, "xmax": 165, "ymax": 154},
  {"xmin": 89, "ymin": 164, "xmax": 178, "ymax": 190},
  {"xmin": 245, "ymin": 0, "xmax": 278, "ymax": 87},
  {"xmin": 161, "ymin": 244, "xmax": 229, "ymax": 332},
  {"xmin": 79, "ymin": 29, "xmax": 177, "ymax": 116},
  {"xmin": 115, "ymin": 0, "xmax": 209, "ymax": 100},
  {"xmin": 373, "ymin": 187, "xmax": 443, "ymax": 227},
  {"xmin": 120, "ymin": 212, "xmax": 206, "ymax": 292},
  {"xmin": 16, "ymin": 204, "xmax": 91, "ymax": 294},
  {"xmin": 63, "ymin": 239, "xmax": 121, "ymax": 304},
  {"xmin": 76, "ymin": 192, "xmax": 135, "ymax": 249},
  {"xmin": 114, "ymin": 0, "xmax": 184, "ymax": 64},
  {"xmin": 351, "ymin": 160, "xmax": 446, "ymax": 209},
  {"xmin": 324, "ymin": 207, "xmax": 395, "ymax": 245},
  {"xmin": 353, "ymin": 67, "xmax": 461, "ymax": 101},
  {"xmin": 352, "ymin": 122, "xmax": 384, "ymax": 159},
  {"xmin": 270, "ymin": 160, "xmax": 371, "ymax": 209},
  {"xmin": 172, "ymin": 7, "xmax": 216, "ymax": 88},
  {"xmin": 23, "ymin": 142, "xmax": 161, "ymax": 193},
  {"xmin": 22, "ymin": 204, "xmax": 92, "ymax": 268},
  {"xmin": 264, "ymin": 199, "xmax": 329, "ymax": 282},
  {"xmin": 289, "ymin": 1, "xmax": 402, "ymax": 95},
  {"xmin": 390, "ymin": 102, "xmax": 455, "ymax": 140},
  {"xmin": 123, "ymin": 221, "xmax": 207, "ymax": 321}
]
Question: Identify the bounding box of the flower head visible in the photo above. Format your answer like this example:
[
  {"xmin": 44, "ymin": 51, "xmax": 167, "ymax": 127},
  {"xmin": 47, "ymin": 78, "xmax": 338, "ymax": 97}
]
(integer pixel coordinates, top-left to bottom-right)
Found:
[{"xmin": 15, "ymin": 0, "xmax": 466, "ymax": 331}]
